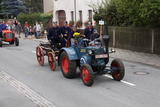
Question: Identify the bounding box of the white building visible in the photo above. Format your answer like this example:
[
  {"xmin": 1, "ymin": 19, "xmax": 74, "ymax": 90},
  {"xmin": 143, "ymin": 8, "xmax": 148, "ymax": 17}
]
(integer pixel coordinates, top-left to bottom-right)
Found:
[
  {"xmin": 53, "ymin": 0, "xmax": 102, "ymax": 26},
  {"xmin": 43, "ymin": 0, "xmax": 54, "ymax": 13}
]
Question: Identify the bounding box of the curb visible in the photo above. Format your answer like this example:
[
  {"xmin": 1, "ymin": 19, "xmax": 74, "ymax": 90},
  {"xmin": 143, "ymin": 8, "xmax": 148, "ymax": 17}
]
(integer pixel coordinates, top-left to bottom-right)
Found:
[{"xmin": 110, "ymin": 56, "xmax": 160, "ymax": 69}]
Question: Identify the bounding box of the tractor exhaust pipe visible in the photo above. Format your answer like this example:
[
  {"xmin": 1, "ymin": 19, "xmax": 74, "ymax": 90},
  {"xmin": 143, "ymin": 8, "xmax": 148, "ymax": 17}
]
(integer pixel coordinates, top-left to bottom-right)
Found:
[{"xmin": 101, "ymin": 35, "xmax": 110, "ymax": 51}]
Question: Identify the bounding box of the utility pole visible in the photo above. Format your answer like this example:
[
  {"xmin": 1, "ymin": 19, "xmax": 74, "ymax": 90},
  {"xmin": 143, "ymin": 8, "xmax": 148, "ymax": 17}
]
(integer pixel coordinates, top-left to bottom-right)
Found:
[{"xmin": 74, "ymin": 0, "xmax": 77, "ymax": 24}]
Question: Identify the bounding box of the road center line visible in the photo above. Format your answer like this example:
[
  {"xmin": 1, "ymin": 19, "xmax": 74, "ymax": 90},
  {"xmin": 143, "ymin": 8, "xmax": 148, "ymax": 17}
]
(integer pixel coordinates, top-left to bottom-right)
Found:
[
  {"xmin": 0, "ymin": 71, "xmax": 56, "ymax": 107},
  {"xmin": 104, "ymin": 74, "xmax": 136, "ymax": 87}
]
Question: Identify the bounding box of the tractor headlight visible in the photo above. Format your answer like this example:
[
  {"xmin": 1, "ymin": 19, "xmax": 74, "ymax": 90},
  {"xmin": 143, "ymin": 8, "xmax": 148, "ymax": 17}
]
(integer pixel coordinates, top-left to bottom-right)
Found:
[{"xmin": 88, "ymin": 50, "xmax": 93, "ymax": 55}]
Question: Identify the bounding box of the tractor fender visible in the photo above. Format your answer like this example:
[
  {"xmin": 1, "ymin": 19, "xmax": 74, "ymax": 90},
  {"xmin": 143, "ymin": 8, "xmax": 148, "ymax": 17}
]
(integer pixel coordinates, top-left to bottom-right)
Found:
[
  {"xmin": 58, "ymin": 47, "xmax": 79, "ymax": 65},
  {"xmin": 80, "ymin": 55, "xmax": 92, "ymax": 66}
]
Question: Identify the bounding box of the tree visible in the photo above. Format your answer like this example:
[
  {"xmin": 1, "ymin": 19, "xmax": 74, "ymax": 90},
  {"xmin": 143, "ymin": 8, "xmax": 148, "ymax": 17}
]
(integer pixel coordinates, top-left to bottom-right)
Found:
[
  {"xmin": 92, "ymin": 0, "xmax": 160, "ymax": 27},
  {"xmin": 17, "ymin": 13, "xmax": 52, "ymax": 29},
  {"xmin": 140, "ymin": 0, "xmax": 160, "ymax": 27},
  {"xmin": 24, "ymin": 0, "xmax": 43, "ymax": 13},
  {"xmin": 0, "ymin": 0, "xmax": 27, "ymax": 18},
  {"xmin": 0, "ymin": 0, "xmax": 4, "ymax": 16}
]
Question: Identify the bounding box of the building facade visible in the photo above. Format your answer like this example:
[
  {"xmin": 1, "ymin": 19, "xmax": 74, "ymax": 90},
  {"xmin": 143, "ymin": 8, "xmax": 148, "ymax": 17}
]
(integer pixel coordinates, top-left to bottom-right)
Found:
[
  {"xmin": 43, "ymin": 0, "xmax": 54, "ymax": 13},
  {"xmin": 53, "ymin": 0, "xmax": 102, "ymax": 27}
]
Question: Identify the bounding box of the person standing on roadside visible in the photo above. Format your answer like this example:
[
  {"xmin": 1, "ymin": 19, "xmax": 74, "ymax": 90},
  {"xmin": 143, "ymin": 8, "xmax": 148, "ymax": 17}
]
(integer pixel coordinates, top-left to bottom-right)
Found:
[
  {"xmin": 35, "ymin": 22, "xmax": 41, "ymax": 39},
  {"xmin": 14, "ymin": 20, "xmax": 18, "ymax": 33},
  {"xmin": 17, "ymin": 22, "xmax": 22, "ymax": 38},
  {"xmin": 24, "ymin": 21, "xmax": 29, "ymax": 38},
  {"xmin": 40, "ymin": 22, "xmax": 44, "ymax": 37}
]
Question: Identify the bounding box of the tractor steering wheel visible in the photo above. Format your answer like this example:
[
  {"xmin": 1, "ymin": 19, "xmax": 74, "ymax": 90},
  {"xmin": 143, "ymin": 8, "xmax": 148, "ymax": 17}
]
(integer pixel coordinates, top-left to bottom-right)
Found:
[
  {"xmin": 78, "ymin": 38, "xmax": 91, "ymax": 47},
  {"xmin": 88, "ymin": 38, "xmax": 102, "ymax": 47}
]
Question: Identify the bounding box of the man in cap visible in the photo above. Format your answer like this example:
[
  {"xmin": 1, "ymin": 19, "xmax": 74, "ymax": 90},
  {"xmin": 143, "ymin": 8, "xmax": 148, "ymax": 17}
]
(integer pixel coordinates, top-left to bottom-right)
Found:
[{"xmin": 84, "ymin": 22, "xmax": 94, "ymax": 40}]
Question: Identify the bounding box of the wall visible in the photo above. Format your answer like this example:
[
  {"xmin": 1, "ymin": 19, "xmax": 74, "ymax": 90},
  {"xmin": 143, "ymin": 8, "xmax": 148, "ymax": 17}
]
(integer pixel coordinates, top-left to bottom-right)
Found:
[
  {"xmin": 53, "ymin": 0, "xmax": 102, "ymax": 26},
  {"xmin": 107, "ymin": 27, "xmax": 160, "ymax": 54},
  {"xmin": 43, "ymin": 0, "xmax": 54, "ymax": 13}
]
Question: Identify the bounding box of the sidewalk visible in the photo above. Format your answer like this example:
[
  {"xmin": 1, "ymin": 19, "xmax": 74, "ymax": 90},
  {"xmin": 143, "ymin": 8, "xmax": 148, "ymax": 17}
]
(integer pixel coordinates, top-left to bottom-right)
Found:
[
  {"xmin": 110, "ymin": 48, "xmax": 160, "ymax": 68},
  {"xmin": 19, "ymin": 33, "xmax": 47, "ymax": 40}
]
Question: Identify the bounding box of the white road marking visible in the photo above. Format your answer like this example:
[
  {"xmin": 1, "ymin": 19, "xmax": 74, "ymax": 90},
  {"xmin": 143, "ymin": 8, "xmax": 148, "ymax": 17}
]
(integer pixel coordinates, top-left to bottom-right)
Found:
[
  {"xmin": 32, "ymin": 50, "xmax": 36, "ymax": 54},
  {"xmin": 104, "ymin": 74, "xmax": 136, "ymax": 87},
  {"xmin": 0, "ymin": 71, "xmax": 56, "ymax": 107}
]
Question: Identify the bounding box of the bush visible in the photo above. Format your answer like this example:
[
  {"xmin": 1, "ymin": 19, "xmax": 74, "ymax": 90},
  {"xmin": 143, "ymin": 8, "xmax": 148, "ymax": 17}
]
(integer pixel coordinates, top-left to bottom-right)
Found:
[
  {"xmin": 17, "ymin": 13, "xmax": 53, "ymax": 29},
  {"xmin": 92, "ymin": 0, "xmax": 160, "ymax": 27}
]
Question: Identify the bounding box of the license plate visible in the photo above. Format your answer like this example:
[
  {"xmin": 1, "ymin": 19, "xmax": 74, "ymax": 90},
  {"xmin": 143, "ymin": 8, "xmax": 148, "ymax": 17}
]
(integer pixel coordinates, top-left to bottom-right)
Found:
[{"xmin": 95, "ymin": 54, "xmax": 108, "ymax": 59}]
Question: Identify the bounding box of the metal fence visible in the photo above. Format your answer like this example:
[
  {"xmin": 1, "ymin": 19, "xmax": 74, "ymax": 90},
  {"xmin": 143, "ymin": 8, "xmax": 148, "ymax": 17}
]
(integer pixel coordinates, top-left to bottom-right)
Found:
[{"xmin": 107, "ymin": 27, "xmax": 160, "ymax": 54}]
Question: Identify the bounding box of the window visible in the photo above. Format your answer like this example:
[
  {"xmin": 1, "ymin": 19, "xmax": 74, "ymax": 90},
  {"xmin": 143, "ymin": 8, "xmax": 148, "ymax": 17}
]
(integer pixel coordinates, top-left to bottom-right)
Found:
[
  {"xmin": 79, "ymin": 10, "xmax": 82, "ymax": 21},
  {"xmin": 71, "ymin": 11, "xmax": 74, "ymax": 21},
  {"xmin": 88, "ymin": 10, "xmax": 92, "ymax": 22}
]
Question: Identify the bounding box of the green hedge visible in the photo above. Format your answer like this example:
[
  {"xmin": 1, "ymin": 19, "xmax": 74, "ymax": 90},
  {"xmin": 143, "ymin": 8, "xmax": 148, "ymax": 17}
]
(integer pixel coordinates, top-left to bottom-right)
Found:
[
  {"xmin": 17, "ymin": 13, "xmax": 53, "ymax": 28},
  {"xmin": 93, "ymin": 0, "xmax": 160, "ymax": 27}
]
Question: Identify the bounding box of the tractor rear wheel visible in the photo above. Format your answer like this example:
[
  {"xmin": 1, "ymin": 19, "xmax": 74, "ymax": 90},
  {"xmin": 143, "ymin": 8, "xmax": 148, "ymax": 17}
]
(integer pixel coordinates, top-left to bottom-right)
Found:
[
  {"xmin": 60, "ymin": 51, "xmax": 77, "ymax": 78},
  {"xmin": 111, "ymin": 59, "xmax": 125, "ymax": 81},
  {"xmin": 36, "ymin": 46, "xmax": 44, "ymax": 66},
  {"xmin": 80, "ymin": 64, "xmax": 95, "ymax": 86},
  {"xmin": 48, "ymin": 52, "xmax": 56, "ymax": 71},
  {"xmin": 0, "ymin": 40, "xmax": 2, "ymax": 47},
  {"xmin": 15, "ymin": 37, "xmax": 19, "ymax": 46}
]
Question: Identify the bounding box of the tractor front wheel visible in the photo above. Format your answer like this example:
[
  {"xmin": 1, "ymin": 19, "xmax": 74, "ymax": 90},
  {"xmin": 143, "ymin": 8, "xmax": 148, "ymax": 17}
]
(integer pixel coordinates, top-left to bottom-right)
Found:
[
  {"xmin": 15, "ymin": 37, "xmax": 19, "ymax": 46},
  {"xmin": 111, "ymin": 59, "xmax": 125, "ymax": 81},
  {"xmin": 48, "ymin": 52, "xmax": 56, "ymax": 71},
  {"xmin": 36, "ymin": 46, "xmax": 44, "ymax": 66},
  {"xmin": 80, "ymin": 64, "xmax": 95, "ymax": 86},
  {"xmin": 9, "ymin": 41, "xmax": 14, "ymax": 45},
  {"xmin": 60, "ymin": 51, "xmax": 77, "ymax": 78}
]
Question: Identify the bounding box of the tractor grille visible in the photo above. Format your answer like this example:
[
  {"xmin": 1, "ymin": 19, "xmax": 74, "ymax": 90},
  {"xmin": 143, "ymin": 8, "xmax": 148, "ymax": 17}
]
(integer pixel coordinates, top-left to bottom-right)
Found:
[{"xmin": 6, "ymin": 33, "xmax": 13, "ymax": 39}]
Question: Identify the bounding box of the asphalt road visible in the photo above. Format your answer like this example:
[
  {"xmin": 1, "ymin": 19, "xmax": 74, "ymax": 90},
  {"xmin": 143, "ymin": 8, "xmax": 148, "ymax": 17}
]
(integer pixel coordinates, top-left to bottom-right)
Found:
[{"xmin": 0, "ymin": 39, "xmax": 160, "ymax": 107}]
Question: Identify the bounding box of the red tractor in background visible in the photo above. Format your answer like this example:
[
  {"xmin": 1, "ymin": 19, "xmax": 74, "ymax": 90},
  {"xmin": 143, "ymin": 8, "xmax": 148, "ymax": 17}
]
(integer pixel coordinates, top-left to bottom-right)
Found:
[{"xmin": 0, "ymin": 29, "xmax": 19, "ymax": 47}]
